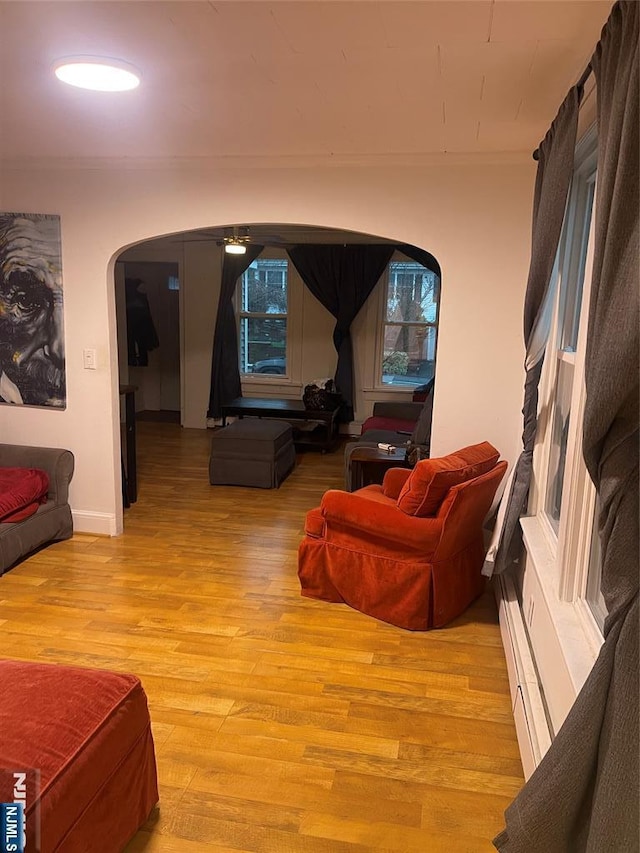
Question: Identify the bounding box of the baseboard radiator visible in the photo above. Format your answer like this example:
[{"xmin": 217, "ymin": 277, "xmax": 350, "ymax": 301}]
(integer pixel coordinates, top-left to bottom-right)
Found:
[{"xmin": 494, "ymin": 574, "xmax": 553, "ymax": 779}]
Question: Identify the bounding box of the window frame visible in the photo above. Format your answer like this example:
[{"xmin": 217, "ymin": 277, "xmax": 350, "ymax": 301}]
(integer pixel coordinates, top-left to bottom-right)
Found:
[
  {"xmin": 373, "ymin": 251, "xmax": 440, "ymax": 392},
  {"xmin": 528, "ymin": 124, "xmax": 604, "ymax": 652}
]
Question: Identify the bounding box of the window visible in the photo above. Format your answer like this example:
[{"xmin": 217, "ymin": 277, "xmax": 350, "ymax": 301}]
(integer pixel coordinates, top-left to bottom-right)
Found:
[
  {"xmin": 516, "ymin": 126, "xmax": 604, "ymax": 742},
  {"xmin": 379, "ymin": 258, "xmax": 439, "ymax": 388},
  {"xmin": 544, "ymin": 177, "xmax": 595, "ymax": 533},
  {"xmin": 238, "ymin": 258, "xmax": 288, "ymax": 376},
  {"xmin": 528, "ymin": 125, "xmax": 604, "ymax": 630}
]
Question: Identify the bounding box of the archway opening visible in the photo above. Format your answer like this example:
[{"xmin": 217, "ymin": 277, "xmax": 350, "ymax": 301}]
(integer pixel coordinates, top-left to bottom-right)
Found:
[{"xmin": 114, "ymin": 222, "xmax": 440, "ymax": 506}]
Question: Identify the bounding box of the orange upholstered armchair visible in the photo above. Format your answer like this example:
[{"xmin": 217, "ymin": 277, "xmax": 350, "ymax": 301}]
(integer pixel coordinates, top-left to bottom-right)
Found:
[{"xmin": 298, "ymin": 441, "xmax": 507, "ymax": 630}]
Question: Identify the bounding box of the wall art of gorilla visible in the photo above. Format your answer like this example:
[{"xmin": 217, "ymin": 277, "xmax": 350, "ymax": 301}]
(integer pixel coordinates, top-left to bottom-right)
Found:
[{"xmin": 0, "ymin": 213, "xmax": 66, "ymax": 408}]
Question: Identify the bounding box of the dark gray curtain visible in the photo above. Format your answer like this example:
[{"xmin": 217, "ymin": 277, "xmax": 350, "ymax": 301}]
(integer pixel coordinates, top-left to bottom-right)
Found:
[
  {"xmin": 207, "ymin": 244, "xmax": 263, "ymax": 419},
  {"xmin": 489, "ymin": 85, "xmax": 582, "ymax": 577},
  {"xmin": 288, "ymin": 244, "xmax": 394, "ymax": 421},
  {"xmin": 397, "ymin": 243, "xmax": 441, "ymax": 277},
  {"xmin": 495, "ymin": 3, "xmax": 639, "ymax": 850}
]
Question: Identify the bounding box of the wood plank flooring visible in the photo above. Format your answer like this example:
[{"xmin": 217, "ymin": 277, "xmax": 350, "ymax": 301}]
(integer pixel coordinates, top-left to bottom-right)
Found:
[{"xmin": 0, "ymin": 423, "xmax": 523, "ymax": 852}]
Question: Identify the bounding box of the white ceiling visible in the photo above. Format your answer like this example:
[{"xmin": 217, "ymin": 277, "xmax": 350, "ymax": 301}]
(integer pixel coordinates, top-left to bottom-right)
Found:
[{"xmin": 0, "ymin": 1, "xmax": 612, "ymax": 162}]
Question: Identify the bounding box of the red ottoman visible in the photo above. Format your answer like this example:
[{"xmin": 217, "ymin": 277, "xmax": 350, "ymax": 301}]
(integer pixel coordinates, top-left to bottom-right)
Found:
[{"xmin": 0, "ymin": 660, "xmax": 158, "ymax": 852}]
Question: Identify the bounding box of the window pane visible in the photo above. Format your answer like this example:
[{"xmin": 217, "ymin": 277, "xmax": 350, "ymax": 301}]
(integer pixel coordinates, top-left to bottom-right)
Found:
[
  {"xmin": 242, "ymin": 259, "xmax": 288, "ymax": 314},
  {"xmin": 545, "ymin": 359, "xmax": 574, "ymax": 531},
  {"xmin": 560, "ymin": 181, "xmax": 595, "ymax": 353},
  {"xmin": 586, "ymin": 505, "xmax": 607, "ymax": 631},
  {"xmin": 382, "ymin": 325, "xmax": 436, "ymax": 387},
  {"xmin": 240, "ymin": 317, "xmax": 287, "ymax": 374},
  {"xmin": 386, "ymin": 262, "xmax": 438, "ymax": 323},
  {"xmin": 381, "ymin": 259, "xmax": 439, "ymax": 387}
]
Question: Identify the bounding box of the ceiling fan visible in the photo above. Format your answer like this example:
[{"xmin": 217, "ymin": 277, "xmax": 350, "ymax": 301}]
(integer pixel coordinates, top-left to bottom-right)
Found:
[
  {"xmin": 221, "ymin": 226, "xmax": 251, "ymax": 255},
  {"xmin": 157, "ymin": 223, "xmax": 389, "ymax": 247}
]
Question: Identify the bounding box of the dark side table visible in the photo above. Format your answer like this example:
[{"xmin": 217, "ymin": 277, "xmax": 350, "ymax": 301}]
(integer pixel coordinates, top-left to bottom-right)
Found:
[{"xmin": 349, "ymin": 445, "xmax": 410, "ymax": 491}]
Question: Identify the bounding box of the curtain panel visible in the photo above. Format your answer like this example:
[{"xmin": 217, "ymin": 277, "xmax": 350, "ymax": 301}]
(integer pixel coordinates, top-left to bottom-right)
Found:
[
  {"xmin": 486, "ymin": 86, "xmax": 582, "ymax": 578},
  {"xmin": 397, "ymin": 244, "xmax": 441, "ymax": 278},
  {"xmin": 207, "ymin": 245, "xmax": 264, "ymax": 420},
  {"xmin": 288, "ymin": 244, "xmax": 394, "ymax": 421},
  {"xmin": 495, "ymin": 2, "xmax": 639, "ymax": 850}
]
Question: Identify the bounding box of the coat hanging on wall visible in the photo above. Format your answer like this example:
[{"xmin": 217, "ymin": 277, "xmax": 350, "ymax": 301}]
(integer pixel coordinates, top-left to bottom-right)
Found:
[{"xmin": 125, "ymin": 278, "xmax": 159, "ymax": 367}]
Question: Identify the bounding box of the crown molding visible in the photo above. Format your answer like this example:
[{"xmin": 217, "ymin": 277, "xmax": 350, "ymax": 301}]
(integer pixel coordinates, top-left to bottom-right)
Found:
[{"xmin": 0, "ymin": 150, "xmax": 534, "ymax": 173}]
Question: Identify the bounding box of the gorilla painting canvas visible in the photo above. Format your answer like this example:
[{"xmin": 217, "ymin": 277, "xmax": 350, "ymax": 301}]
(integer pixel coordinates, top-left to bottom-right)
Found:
[{"xmin": 0, "ymin": 213, "xmax": 66, "ymax": 408}]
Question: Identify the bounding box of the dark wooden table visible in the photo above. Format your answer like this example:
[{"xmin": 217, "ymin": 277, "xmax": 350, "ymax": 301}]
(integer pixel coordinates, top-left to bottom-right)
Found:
[
  {"xmin": 221, "ymin": 397, "xmax": 340, "ymax": 453},
  {"xmin": 349, "ymin": 445, "xmax": 410, "ymax": 490}
]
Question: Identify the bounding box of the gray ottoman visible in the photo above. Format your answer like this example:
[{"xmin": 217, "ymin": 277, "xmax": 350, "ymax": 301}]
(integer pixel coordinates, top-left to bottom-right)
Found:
[{"xmin": 209, "ymin": 419, "xmax": 296, "ymax": 488}]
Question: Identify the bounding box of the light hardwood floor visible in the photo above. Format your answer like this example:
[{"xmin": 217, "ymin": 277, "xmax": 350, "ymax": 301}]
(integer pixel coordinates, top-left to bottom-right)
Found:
[{"xmin": 1, "ymin": 423, "xmax": 523, "ymax": 852}]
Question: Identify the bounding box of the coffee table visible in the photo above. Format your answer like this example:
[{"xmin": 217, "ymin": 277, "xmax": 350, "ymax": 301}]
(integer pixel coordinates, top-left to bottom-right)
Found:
[{"xmin": 220, "ymin": 397, "xmax": 340, "ymax": 452}]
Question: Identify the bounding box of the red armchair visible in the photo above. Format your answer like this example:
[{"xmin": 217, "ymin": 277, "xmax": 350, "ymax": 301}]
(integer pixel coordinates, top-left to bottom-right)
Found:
[{"xmin": 298, "ymin": 441, "xmax": 507, "ymax": 630}]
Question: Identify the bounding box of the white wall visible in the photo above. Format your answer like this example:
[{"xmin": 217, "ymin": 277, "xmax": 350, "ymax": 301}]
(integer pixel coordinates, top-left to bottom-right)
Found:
[{"xmin": 0, "ymin": 154, "xmax": 533, "ymax": 534}]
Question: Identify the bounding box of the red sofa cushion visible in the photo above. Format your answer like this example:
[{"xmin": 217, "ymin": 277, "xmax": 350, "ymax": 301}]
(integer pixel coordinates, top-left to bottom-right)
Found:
[
  {"xmin": 397, "ymin": 441, "xmax": 500, "ymax": 517},
  {"xmin": 360, "ymin": 416, "xmax": 416, "ymax": 435},
  {"xmin": 0, "ymin": 660, "xmax": 158, "ymax": 853},
  {"xmin": 0, "ymin": 467, "xmax": 49, "ymax": 522}
]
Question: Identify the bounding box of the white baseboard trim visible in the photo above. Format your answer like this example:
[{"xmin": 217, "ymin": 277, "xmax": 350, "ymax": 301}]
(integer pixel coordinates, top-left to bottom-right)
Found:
[
  {"xmin": 72, "ymin": 511, "xmax": 119, "ymax": 537},
  {"xmin": 494, "ymin": 574, "xmax": 552, "ymax": 780}
]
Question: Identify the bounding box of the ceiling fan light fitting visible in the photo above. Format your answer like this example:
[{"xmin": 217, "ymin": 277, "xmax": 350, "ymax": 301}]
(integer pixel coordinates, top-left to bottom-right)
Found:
[
  {"xmin": 224, "ymin": 241, "xmax": 247, "ymax": 255},
  {"xmin": 224, "ymin": 233, "xmax": 249, "ymax": 254}
]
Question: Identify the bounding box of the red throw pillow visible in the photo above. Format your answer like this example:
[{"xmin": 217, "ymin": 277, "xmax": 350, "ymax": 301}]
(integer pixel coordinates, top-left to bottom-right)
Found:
[
  {"xmin": 0, "ymin": 467, "xmax": 49, "ymax": 523},
  {"xmin": 397, "ymin": 441, "xmax": 500, "ymax": 517},
  {"xmin": 2, "ymin": 501, "xmax": 43, "ymax": 523}
]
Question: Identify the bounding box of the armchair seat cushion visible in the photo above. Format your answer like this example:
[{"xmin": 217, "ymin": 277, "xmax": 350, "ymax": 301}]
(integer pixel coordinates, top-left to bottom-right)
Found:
[
  {"xmin": 0, "ymin": 467, "xmax": 49, "ymax": 522},
  {"xmin": 319, "ymin": 487, "xmax": 442, "ymax": 556}
]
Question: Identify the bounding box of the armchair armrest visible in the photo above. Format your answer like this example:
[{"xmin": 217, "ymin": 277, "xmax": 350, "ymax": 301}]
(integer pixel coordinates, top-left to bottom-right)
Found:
[
  {"xmin": 382, "ymin": 467, "xmax": 411, "ymax": 499},
  {"xmin": 371, "ymin": 401, "xmax": 423, "ymax": 421},
  {"xmin": 320, "ymin": 489, "xmax": 442, "ymax": 553},
  {"xmin": 0, "ymin": 444, "xmax": 74, "ymax": 505}
]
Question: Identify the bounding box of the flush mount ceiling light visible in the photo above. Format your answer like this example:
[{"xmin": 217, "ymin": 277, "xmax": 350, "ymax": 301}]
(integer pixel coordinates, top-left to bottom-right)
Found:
[{"xmin": 53, "ymin": 57, "xmax": 141, "ymax": 92}]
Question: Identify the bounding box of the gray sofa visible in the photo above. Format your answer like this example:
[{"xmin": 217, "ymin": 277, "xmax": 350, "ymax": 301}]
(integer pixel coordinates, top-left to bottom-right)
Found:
[
  {"xmin": 0, "ymin": 443, "xmax": 74, "ymax": 575},
  {"xmin": 344, "ymin": 384, "xmax": 434, "ymax": 491}
]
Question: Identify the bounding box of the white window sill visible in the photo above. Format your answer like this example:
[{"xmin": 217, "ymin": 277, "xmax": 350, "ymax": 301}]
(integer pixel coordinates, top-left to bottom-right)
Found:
[
  {"xmin": 361, "ymin": 386, "xmax": 416, "ymax": 396},
  {"xmin": 240, "ymin": 378, "xmax": 302, "ymax": 395},
  {"xmin": 520, "ymin": 515, "xmax": 603, "ymax": 700}
]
